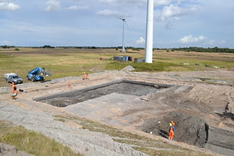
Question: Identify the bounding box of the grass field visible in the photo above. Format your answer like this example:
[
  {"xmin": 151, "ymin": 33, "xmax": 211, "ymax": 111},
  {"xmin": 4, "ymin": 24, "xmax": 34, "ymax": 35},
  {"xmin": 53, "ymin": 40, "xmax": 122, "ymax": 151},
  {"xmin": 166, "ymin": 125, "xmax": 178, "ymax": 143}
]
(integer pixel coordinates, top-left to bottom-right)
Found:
[{"xmin": 0, "ymin": 47, "xmax": 234, "ymax": 88}]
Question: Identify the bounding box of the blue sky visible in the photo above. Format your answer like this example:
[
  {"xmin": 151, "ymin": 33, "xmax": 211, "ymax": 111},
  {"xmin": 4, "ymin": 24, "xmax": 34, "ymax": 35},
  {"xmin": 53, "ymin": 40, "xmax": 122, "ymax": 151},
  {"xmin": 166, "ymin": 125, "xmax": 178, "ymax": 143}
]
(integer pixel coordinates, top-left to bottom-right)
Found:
[{"xmin": 0, "ymin": 0, "xmax": 234, "ymax": 48}]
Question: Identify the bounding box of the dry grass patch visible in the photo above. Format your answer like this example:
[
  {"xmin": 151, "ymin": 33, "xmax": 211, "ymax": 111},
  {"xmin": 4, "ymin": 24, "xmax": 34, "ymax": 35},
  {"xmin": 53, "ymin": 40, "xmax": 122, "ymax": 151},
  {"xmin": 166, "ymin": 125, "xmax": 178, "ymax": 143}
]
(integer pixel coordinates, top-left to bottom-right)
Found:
[{"xmin": 0, "ymin": 120, "xmax": 82, "ymax": 156}]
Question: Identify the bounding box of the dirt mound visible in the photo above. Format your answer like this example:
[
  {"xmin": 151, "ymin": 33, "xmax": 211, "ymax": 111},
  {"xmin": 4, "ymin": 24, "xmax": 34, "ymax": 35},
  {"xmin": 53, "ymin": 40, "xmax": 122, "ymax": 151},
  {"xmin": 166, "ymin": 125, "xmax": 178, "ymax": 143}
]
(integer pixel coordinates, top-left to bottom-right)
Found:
[{"xmin": 121, "ymin": 65, "xmax": 135, "ymax": 72}]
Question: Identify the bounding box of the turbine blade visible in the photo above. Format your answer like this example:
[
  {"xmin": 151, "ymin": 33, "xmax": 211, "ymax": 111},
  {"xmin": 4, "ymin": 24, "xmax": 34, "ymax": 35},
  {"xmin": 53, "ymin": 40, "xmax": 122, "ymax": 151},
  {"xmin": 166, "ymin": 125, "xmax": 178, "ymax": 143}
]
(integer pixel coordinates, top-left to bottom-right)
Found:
[
  {"xmin": 124, "ymin": 21, "xmax": 131, "ymax": 34},
  {"xmin": 125, "ymin": 7, "xmax": 133, "ymax": 18}
]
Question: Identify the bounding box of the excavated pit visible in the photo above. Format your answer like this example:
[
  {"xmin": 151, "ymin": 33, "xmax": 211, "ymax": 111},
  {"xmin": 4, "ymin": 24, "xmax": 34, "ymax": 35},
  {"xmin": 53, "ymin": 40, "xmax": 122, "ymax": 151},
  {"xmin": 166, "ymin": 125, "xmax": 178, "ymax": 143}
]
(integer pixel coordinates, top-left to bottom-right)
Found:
[
  {"xmin": 34, "ymin": 80, "xmax": 171, "ymax": 107},
  {"xmin": 140, "ymin": 111, "xmax": 234, "ymax": 156},
  {"xmin": 34, "ymin": 79, "xmax": 234, "ymax": 155}
]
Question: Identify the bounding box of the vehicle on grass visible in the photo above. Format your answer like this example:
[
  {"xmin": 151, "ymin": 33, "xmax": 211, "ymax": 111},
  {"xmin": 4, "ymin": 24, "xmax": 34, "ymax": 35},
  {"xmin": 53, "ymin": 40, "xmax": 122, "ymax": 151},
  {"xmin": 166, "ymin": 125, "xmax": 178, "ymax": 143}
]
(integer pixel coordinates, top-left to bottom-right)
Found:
[
  {"xmin": 27, "ymin": 67, "xmax": 51, "ymax": 82},
  {"xmin": 4, "ymin": 73, "xmax": 23, "ymax": 84}
]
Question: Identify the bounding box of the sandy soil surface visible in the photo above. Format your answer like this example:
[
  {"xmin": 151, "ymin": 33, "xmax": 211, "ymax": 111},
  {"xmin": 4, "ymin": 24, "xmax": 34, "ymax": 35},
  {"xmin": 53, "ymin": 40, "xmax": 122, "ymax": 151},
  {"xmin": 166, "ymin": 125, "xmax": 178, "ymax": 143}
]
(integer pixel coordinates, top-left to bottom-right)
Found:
[{"xmin": 0, "ymin": 68, "xmax": 233, "ymax": 156}]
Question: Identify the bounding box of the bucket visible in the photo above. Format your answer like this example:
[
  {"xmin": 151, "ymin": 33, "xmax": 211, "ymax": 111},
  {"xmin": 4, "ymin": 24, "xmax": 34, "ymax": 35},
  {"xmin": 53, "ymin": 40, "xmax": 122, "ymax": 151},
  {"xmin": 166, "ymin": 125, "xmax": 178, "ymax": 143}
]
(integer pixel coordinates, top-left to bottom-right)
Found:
[{"xmin": 129, "ymin": 57, "xmax": 132, "ymax": 61}]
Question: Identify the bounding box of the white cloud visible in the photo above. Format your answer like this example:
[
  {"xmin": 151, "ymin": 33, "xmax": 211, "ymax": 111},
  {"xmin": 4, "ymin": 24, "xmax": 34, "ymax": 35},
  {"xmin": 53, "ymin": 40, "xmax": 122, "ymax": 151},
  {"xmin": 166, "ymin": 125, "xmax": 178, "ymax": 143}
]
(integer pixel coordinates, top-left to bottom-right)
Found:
[
  {"xmin": 45, "ymin": 0, "xmax": 60, "ymax": 11},
  {"xmin": 219, "ymin": 40, "xmax": 226, "ymax": 44},
  {"xmin": 1, "ymin": 40, "xmax": 11, "ymax": 45},
  {"xmin": 96, "ymin": 9, "xmax": 123, "ymax": 17},
  {"xmin": 98, "ymin": 0, "xmax": 182, "ymax": 6},
  {"xmin": 178, "ymin": 34, "xmax": 206, "ymax": 44},
  {"xmin": 208, "ymin": 40, "xmax": 215, "ymax": 45},
  {"xmin": 0, "ymin": 2, "xmax": 20, "ymax": 11},
  {"xmin": 155, "ymin": 0, "xmax": 174, "ymax": 6},
  {"xmin": 99, "ymin": 0, "xmax": 145, "ymax": 4},
  {"xmin": 156, "ymin": 4, "xmax": 198, "ymax": 21},
  {"xmin": 67, "ymin": 5, "xmax": 88, "ymax": 10},
  {"xmin": 99, "ymin": 0, "xmax": 117, "ymax": 2},
  {"xmin": 136, "ymin": 37, "xmax": 145, "ymax": 45}
]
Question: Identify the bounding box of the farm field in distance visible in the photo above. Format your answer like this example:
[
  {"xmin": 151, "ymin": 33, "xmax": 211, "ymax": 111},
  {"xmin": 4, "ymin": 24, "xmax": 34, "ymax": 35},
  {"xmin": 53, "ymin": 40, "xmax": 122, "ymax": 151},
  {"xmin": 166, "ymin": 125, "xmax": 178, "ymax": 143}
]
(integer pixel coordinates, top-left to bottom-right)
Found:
[{"xmin": 0, "ymin": 47, "xmax": 233, "ymax": 87}]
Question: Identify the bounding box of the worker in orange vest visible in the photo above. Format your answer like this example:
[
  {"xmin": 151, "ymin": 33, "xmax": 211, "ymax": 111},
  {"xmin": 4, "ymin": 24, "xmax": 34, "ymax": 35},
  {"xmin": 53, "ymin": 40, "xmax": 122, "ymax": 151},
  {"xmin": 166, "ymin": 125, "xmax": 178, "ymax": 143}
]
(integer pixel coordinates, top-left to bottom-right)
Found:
[
  {"xmin": 11, "ymin": 82, "xmax": 16, "ymax": 92},
  {"xmin": 168, "ymin": 126, "xmax": 174, "ymax": 140},
  {"xmin": 86, "ymin": 72, "xmax": 89, "ymax": 80},
  {"xmin": 82, "ymin": 72, "xmax": 86, "ymax": 80},
  {"xmin": 10, "ymin": 83, "xmax": 17, "ymax": 99}
]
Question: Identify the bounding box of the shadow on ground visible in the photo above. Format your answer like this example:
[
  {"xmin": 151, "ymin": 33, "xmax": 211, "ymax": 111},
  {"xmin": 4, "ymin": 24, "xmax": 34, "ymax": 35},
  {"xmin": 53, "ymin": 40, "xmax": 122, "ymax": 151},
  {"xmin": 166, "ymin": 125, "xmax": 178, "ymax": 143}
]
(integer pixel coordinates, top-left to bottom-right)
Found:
[{"xmin": 216, "ymin": 112, "xmax": 234, "ymax": 121}]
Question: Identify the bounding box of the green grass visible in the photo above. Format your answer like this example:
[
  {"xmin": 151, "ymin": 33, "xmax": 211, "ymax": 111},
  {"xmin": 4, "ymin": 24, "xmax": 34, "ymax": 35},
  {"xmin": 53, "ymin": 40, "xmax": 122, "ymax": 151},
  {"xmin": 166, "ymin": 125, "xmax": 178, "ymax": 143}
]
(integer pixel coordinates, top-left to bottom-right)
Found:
[
  {"xmin": 0, "ymin": 120, "xmax": 82, "ymax": 156},
  {"xmin": 0, "ymin": 48, "xmax": 233, "ymax": 87}
]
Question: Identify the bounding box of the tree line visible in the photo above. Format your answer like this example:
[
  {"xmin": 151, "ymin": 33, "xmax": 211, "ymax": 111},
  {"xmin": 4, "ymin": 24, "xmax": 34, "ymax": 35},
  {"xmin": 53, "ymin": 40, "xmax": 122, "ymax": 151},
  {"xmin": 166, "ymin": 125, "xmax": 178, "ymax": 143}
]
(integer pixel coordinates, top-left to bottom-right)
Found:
[
  {"xmin": 1, "ymin": 45, "xmax": 234, "ymax": 53},
  {"xmin": 169, "ymin": 47, "xmax": 234, "ymax": 53}
]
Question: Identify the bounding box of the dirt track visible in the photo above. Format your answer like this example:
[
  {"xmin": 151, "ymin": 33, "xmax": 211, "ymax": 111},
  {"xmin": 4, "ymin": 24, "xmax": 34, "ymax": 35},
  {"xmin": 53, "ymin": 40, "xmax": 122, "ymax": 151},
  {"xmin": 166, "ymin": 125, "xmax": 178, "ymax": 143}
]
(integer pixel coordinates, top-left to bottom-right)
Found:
[{"xmin": 0, "ymin": 69, "xmax": 234, "ymax": 156}]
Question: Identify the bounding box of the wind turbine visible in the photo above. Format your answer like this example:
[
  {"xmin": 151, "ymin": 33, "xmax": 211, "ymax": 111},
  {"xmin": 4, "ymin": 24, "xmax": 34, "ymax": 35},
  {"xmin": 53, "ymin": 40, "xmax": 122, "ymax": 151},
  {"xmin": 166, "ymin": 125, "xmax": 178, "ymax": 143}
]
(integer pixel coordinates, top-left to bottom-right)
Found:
[
  {"xmin": 145, "ymin": 0, "xmax": 154, "ymax": 63},
  {"xmin": 118, "ymin": 8, "xmax": 131, "ymax": 52}
]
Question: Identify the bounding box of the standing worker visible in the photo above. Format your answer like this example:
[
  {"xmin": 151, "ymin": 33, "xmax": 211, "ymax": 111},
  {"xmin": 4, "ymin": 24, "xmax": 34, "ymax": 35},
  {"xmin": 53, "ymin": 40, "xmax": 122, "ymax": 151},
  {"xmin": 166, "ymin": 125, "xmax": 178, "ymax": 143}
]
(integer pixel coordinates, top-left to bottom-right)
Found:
[
  {"xmin": 168, "ymin": 126, "xmax": 174, "ymax": 140},
  {"xmin": 168, "ymin": 120, "xmax": 175, "ymax": 140},
  {"xmin": 82, "ymin": 72, "xmax": 86, "ymax": 80},
  {"xmin": 10, "ymin": 83, "xmax": 17, "ymax": 99},
  {"xmin": 168, "ymin": 121, "xmax": 175, "ymax": 132},
  {"xmin": 11, "ymin": 82, "xmax": 16, "ymax": 92}
]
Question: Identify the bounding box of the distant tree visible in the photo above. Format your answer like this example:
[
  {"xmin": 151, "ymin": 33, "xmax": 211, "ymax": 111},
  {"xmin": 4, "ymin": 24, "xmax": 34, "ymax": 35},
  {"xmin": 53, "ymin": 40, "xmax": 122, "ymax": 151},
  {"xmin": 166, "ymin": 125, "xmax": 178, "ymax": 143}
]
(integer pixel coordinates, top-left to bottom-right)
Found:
[
  {"xmin": 1, "ymin": 45, "xmax": 10, "ymax": 49},
  {"xmin": 173, "ymin": 47, "xmax": 234, "ymax": 53},
  {"xmin": 42, "ymin": 45, "xmax": 54, "ymax": 48}
]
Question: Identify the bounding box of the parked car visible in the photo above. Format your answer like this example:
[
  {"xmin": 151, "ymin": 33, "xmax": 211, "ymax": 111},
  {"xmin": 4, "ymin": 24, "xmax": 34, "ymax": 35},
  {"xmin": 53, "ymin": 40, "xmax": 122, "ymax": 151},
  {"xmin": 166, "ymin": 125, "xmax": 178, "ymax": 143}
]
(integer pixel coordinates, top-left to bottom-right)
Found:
[{"xmin": 4, "ymin": 73, "xmax": 23, "ymax": 84}]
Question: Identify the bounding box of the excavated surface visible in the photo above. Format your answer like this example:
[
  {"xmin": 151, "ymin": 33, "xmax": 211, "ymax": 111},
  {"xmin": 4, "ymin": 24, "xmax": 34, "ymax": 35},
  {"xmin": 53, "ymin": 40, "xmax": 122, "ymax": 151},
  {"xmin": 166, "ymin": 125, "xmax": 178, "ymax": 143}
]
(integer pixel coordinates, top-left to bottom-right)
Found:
[
  {"xmin": 35, "ymin": 80, "xmax": 171, "ymax": 107},
  {"xmin": 140, "ymin": 112, "xmax": 234, "ymax": 156},
  {"xmin": 0, "ymin": 70, "xmax": 234, "ymax": 156}
]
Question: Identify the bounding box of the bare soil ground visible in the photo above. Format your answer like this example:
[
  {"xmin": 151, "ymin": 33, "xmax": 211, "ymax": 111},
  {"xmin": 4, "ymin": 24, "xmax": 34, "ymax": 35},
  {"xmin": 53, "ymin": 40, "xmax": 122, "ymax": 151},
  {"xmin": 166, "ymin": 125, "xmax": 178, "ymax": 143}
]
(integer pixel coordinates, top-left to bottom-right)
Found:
[{"xmin": 0, "ymin": 69, "xmax": 234, "ymax": 156}]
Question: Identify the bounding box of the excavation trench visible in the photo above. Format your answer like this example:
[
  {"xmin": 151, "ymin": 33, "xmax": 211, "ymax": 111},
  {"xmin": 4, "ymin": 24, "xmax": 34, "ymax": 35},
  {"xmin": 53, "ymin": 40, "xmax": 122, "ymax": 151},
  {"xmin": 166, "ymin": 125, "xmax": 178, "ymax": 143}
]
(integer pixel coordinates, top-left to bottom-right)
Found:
[
  {"xmin": 34, "ymin": 80, "xmax": 234, "ymax": 155},
  {"xmin": 140, "ymin": 111, "xmax": 234, "ymax": 156},
  {"xmin": 34, "ymin": 80, "xmax": 171, "ymax": 107}
]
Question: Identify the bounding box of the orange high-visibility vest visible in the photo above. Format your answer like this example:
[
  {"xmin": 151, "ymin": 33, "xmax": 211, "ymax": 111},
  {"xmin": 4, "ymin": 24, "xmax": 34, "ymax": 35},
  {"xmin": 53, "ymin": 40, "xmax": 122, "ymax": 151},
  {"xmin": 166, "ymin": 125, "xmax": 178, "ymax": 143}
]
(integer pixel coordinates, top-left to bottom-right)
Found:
[
  {"xmin": 83, "ymin": 73, "xmax": 86, "ymax": 79},
  {"xmin": 169, "ymin": 127, "xmax": 174, "ymax": 140}
]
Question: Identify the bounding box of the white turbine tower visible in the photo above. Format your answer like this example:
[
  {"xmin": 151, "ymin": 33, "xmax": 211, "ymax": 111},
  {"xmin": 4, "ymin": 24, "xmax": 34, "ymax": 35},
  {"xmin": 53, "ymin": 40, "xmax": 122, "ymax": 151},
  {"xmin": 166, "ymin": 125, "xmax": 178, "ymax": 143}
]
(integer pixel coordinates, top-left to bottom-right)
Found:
[
  {"xmin": 145, "ymin": 0, "xmax": 154, "ymax": 63},
  {"xmin": 118, "ymin": 9, "xmax": 131, "ymax": 52}
]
